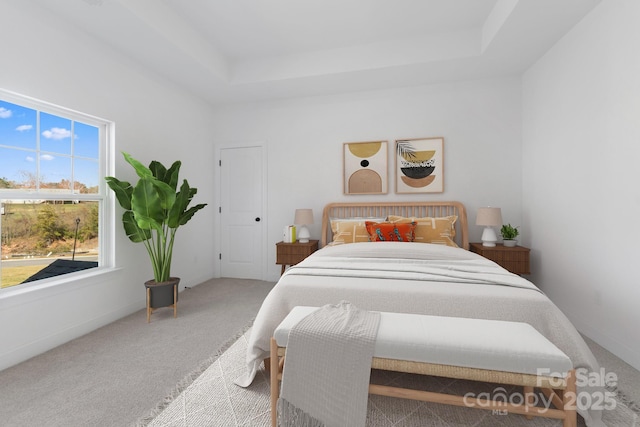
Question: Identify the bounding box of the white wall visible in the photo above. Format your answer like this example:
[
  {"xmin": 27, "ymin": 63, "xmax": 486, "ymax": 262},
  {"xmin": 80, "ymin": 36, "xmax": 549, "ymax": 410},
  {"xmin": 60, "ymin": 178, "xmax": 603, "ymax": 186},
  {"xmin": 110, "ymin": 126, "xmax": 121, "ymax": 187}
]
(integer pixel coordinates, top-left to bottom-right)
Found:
[
  {"xmin": 11, "ymin": 0, "xmax": 613, "ymax": 374},
  {"xmin": 211, "ymin": 78, "xmax": 524, "ymax": 282},
  {"xmin": 5, "ymin": 0, "xmax": 635, "ymax": 376},
  {"xmin": 523, "ymin": 0, "xmax": 640, "ymax": 370},
  {"xmin": 0, "ymin": 2, "xmax": 215, "ymax": 370}
]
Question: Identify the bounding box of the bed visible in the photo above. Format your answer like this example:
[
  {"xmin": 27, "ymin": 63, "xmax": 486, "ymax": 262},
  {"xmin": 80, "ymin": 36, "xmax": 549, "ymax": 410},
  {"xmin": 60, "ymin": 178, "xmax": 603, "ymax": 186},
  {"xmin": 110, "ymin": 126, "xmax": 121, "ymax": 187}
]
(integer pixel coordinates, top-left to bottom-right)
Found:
[{"xmin": 237, "ymin": 201, "xmax": 604, "ymax": 426}]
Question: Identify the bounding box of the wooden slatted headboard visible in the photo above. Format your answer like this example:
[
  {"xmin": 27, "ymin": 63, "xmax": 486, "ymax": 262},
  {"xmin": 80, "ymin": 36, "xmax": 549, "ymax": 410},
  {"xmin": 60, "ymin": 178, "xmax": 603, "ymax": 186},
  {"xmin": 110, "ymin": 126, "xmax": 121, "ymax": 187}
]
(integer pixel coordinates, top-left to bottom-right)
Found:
[{"xmin": 321, "ymin": 201, "xmax": 469, "ymax": 250}]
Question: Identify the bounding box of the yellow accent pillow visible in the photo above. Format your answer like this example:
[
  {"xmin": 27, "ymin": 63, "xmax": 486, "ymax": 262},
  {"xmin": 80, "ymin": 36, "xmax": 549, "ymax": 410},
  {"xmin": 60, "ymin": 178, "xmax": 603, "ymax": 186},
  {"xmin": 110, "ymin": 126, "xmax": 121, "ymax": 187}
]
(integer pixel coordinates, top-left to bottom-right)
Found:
[
  {"xmin": 330, "ymin": 218, "xmax": 384, "ymax": 245},
  {"xmin": 387, "ymin": 215, "xmax": 458, "ymax": 247}
]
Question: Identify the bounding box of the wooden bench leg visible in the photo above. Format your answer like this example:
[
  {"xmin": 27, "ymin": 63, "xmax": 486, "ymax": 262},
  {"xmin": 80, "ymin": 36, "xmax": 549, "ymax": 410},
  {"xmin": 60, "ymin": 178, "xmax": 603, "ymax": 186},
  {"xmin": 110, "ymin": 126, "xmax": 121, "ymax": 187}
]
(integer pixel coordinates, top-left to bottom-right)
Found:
[
  {"xmin": 270, "ymin": 338, "xmax": 279, "ymax": 427},
  {"xmin": 523, "ymin": 385, "xmax": 534, "ymax": 420},
  {"xmin": 563, "ymin": 370, "xmax": 577, "ymax": 427}
]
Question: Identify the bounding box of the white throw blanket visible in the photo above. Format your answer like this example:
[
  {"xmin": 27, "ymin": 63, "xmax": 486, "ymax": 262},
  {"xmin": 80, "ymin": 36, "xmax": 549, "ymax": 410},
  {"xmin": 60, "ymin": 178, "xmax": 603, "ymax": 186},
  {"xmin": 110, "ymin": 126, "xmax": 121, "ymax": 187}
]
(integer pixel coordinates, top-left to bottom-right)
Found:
[
  {"xmin": 288, "ymin": 255, "xmax": 542, "ymax": 292},
  {"xmin": 278, "ymin": 302, "xmax": 380, "ymax": 427}
]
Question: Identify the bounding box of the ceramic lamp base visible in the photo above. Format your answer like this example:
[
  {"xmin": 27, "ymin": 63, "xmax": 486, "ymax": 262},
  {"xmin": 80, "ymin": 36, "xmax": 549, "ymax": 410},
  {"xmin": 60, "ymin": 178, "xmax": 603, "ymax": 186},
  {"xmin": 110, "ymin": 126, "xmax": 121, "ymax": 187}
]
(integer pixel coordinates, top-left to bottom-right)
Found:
[
  {"xmin": 298, "ymin": 225, "xmax": 310, "ymax": 243},
  {"xmin": 481, "ymin": 227, "xmax": 498, "ymax": 247}
]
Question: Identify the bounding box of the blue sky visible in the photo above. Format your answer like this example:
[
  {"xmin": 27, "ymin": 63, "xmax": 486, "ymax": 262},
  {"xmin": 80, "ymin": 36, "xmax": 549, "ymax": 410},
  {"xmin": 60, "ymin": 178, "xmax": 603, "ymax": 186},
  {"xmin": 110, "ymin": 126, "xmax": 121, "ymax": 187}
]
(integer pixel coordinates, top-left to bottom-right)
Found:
[{"xmin": 0, "ymin": 99, "xmax": 99, "ymax": 190}]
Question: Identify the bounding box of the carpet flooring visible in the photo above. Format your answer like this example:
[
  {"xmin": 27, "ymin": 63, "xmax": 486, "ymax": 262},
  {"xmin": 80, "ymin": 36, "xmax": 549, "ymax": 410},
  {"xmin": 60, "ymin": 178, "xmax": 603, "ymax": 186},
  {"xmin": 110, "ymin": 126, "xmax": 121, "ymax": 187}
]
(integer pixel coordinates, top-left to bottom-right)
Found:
[
  {"xmin": 140, "ymin": 329, "xmax": 639, "ymax": 427},
  {"xmin": 0, "ymin": 278, "xmax": 276, "ymax": 427},
  {"xmin": 0, "ymin": 277, "xmax": 638, "ymax": 427}
]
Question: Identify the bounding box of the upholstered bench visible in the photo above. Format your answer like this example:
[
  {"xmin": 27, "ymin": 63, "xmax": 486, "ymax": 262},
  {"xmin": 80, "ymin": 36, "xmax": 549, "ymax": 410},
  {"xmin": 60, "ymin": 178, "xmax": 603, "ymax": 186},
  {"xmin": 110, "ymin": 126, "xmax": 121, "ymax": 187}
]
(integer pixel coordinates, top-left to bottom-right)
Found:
[{"xmin": 270, "ymin": 306, "xmax": 577, "ymax": 427}]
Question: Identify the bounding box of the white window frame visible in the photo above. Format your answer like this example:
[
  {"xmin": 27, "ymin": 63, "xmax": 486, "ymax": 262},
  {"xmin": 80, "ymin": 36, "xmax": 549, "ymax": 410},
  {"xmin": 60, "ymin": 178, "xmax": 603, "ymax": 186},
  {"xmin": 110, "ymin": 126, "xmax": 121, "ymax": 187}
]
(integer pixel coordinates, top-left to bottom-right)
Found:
[{"xmin": 0, "ymin": 88, "xmax": 114, "ymax": 293}]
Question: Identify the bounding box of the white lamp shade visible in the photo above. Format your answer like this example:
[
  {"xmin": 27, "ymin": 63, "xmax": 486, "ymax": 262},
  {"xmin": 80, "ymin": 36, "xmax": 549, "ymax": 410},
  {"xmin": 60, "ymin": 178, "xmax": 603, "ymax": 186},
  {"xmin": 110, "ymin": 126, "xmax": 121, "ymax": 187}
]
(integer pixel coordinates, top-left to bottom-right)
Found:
[
  {"xmin": 475, "ymin": 207, "xmax": 502, "ymax": 226},
  {"xmin": 294, "ymin": 209, "xmax": 314, "ymax": 225}
]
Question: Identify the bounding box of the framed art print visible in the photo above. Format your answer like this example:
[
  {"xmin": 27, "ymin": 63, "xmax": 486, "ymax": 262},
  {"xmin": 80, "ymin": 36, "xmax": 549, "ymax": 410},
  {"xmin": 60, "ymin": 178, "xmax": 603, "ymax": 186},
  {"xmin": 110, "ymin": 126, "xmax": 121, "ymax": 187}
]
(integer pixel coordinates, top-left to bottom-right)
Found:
[
  {"xmin": 395, "ymin": 137, "xmax": 444, "ymax": 193},
  {"xmin": 343, "ymin": 141, "xmax": 388, "ymax": 195}
]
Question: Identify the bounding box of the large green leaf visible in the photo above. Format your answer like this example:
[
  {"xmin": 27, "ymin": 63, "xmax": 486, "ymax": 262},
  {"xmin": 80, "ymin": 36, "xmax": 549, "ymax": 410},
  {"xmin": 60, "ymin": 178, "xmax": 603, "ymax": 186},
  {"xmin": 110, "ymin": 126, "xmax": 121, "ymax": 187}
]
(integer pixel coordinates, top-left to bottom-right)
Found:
[
  {"xmin": 122, "ymin": 211, "xmax": 151, "ymax": 242},
  {"xmin": 152, "ymin": 179, "xmax": 176, "ymax": 210},
  {"xmin": 105, "ymin": 177, "xmax": 132, "ymax": 210},
  {"xmin": 149, "ymin": 159, "xmax": 181, "ymax": 191},
  {"xmin": 123, "ymin": 152, "xmax": 153, "ymax": 179},
  {"xmin": 168, "ymin": 181, "xmax": 208, "ymax": 228},
  {"xmin": 149, "ymin": 160, "xmax": 168, "ymax": 182},
  {"xmin": 167, "ymin": 180, "xmax": 191, "ymax": 228},
  {"xmin": 131, "ymin": 178, "xmax": 164, "ymax": 231},
  {"xmin": 179, "ymin": 203, "xmax": 207, "ymax": 226},
  {"xmin": 165, "ymin": 160, "xmax": 181, "ymax": 190}
]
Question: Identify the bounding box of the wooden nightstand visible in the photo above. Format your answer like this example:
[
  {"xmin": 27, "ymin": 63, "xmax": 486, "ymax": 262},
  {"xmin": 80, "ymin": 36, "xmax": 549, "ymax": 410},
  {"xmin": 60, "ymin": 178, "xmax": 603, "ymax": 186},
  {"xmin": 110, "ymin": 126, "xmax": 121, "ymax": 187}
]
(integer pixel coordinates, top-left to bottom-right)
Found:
[
  {"xmin": 276, "ymin": 240, "xmax": 319, "ymax": 275},
  {"xmin": 469, "ymin": 242, "xmax": 531, "ymax": 275}
]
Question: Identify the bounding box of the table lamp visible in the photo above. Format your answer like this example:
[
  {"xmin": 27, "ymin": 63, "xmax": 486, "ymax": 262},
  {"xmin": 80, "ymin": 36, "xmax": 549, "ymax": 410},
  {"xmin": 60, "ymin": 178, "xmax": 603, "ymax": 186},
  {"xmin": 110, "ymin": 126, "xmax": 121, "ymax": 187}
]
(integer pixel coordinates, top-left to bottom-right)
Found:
[
  {"xmin": 294, "ymin": 209, "xmax": 314, "ymax": 243},
  {"xmin": 476, "ymin": 207, "xmax": 502, "ymax": 247}
]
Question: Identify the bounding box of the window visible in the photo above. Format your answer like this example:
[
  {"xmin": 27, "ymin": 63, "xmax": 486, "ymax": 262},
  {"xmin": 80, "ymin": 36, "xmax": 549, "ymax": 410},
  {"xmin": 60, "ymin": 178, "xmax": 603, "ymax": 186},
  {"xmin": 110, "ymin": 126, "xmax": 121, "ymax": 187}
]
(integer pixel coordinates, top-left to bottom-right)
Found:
[{"xmin": 0, "ymin": 89, "xmax": 112, "ymax": 289}]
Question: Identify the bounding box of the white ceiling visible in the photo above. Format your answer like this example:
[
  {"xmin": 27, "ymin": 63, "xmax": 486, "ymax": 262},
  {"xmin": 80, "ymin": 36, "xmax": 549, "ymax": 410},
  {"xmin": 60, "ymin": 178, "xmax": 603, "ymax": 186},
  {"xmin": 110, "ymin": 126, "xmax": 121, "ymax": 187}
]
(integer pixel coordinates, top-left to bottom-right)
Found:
[{"xmin": 33, "ymin": 0, "xmax": 600, "ymax": 106}]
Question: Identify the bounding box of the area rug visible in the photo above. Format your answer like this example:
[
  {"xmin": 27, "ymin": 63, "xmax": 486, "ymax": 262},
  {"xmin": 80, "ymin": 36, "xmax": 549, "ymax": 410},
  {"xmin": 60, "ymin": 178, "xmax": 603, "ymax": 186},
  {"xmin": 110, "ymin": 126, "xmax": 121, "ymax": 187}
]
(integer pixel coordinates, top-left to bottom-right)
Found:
[{"xmin": 137, "ymin": 328, "xmax": 638, "ymax": 427}]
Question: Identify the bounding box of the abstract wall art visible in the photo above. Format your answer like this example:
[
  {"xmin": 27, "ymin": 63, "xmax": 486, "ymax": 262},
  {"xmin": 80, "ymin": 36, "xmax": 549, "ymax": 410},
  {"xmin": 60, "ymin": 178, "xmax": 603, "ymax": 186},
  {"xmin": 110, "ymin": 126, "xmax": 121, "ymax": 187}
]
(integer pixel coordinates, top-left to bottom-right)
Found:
[
  {"xmin": 343, "ymin": 141, "xmax": 388, "ymax": 195},
  {"xmin": 395, "ymin": 137, "xmax": 444, "ymax": 193}
]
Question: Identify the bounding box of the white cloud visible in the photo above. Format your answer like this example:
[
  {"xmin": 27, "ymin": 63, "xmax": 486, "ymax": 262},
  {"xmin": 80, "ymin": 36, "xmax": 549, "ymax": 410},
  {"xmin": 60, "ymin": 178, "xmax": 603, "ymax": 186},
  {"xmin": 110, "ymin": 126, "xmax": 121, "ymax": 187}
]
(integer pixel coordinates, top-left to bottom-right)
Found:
[
  {"xmin": 41, "ymin": 154, "xmax": 55, "ymax": 161},
  {"xmin": 0, "ymin": 107, "xmax": 12, "ymax": 119},
  {"xmin": 16, "ymin": 124, "xmax": 33, "ymax": 132},
  {"xmin": 25, "ymin": 156, "xmax": 35, "ymax": 162},
  {"xmin": 42, "ymin": 127, "xmax": 71, "ymax": 140}
]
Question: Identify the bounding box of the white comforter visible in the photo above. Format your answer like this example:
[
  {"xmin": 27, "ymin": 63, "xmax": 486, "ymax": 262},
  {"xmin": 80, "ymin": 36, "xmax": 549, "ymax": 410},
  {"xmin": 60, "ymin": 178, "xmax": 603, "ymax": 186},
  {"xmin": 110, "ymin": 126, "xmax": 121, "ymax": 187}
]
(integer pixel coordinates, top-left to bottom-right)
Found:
[{"xmin": 237, "ymin": 242, "xmax": 604, "ymax": 426}]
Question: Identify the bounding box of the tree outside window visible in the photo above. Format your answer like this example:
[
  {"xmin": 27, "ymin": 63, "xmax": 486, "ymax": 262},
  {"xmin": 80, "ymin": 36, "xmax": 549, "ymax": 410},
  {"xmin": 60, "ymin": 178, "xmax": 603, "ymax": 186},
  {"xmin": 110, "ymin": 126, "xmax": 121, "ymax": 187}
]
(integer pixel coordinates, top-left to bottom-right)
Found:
[{"xmin": 0, "ymin": 91, "xmax": 109, "ymax": 288}]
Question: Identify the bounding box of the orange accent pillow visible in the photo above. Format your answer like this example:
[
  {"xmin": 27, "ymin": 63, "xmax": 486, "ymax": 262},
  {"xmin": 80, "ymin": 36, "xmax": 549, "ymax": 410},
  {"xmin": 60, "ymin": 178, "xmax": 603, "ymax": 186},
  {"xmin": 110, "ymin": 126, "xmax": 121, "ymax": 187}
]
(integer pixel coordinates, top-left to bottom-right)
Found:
[
  {"xmin": 365, "ymin": 221, "xmax": 416, "ymax": 242},
  {"xmin": 387, "ymin": 215, "xmax": 458, "ymax": 247}
]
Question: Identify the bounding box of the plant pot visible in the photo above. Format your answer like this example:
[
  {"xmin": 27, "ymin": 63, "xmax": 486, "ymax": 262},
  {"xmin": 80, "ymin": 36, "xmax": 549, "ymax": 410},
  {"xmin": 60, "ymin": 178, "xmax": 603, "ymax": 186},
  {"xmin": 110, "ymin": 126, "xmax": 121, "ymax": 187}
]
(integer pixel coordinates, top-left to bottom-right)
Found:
[
  {"xmin": 503, "ymin": 239, "xmax": 517, "ymax": 247},
  {"xmin": 144, "ymin": 277, "xmax": 180, "ymax": 308}
]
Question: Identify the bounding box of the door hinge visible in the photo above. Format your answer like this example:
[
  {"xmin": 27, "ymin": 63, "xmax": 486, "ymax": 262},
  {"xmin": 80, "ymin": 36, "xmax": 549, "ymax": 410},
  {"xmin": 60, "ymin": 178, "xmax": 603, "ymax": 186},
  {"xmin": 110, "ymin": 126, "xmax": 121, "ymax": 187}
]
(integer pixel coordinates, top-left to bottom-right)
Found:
[
  {"xmin": 219, "ymin": 253, "xmax": 222, "ymax": 260},
  {"xmin": 219, "ymin": 206, "xmax": 221, "ymax": 213},
  {"xmin": 219, "ymin": 160, "xmax": 221, "ymax": 166}
]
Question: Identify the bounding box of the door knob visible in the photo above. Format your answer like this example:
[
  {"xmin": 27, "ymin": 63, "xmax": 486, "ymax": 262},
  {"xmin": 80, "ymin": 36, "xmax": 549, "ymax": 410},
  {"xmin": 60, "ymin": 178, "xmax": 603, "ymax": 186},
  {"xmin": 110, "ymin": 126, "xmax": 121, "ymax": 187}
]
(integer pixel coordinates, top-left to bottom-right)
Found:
[{"xmin": 255, "ymin": 217, "xmax": 261, "ymax": 222}]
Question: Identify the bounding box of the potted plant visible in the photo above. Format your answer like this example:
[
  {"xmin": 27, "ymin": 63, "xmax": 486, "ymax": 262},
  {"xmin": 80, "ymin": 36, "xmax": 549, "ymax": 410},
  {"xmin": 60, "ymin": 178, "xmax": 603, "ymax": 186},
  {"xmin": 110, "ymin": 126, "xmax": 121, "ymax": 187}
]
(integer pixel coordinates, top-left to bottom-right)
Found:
[
  {"xmin": 500, "ymin": 224, "xmax": 519, "ymax": 247},
  {"xmin": 106, "ymin": 152, "xmax": 207, "ymax": 318}
]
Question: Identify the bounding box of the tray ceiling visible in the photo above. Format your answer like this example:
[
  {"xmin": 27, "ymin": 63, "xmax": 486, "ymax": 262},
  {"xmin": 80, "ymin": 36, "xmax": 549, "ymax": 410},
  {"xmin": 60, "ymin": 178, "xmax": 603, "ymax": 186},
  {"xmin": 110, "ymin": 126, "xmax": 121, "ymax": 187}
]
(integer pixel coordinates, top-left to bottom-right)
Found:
[{"xmin": 33, "ymin": 0, "xmax": 600, "ymax": 106}]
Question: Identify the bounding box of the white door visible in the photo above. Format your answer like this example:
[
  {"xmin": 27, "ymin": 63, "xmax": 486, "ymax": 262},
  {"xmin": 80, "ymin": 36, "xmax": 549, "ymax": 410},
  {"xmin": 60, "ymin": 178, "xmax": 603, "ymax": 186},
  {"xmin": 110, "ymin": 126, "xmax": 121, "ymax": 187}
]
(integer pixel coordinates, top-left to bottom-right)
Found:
[{"xmin": 220, "ymin": 145, "xmax": 264, "ymax": 279}]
